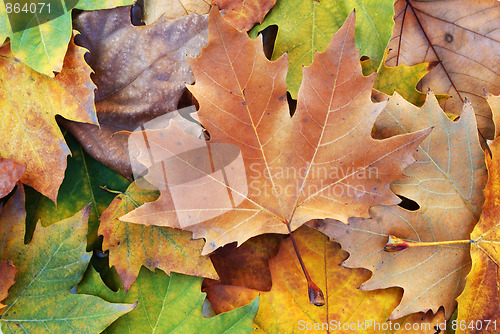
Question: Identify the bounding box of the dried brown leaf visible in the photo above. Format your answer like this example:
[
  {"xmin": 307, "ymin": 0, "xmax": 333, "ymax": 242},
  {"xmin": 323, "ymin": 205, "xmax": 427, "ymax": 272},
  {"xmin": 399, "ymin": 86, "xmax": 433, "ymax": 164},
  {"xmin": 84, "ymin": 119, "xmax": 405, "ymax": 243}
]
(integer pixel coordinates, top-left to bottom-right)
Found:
[
  {"xmin": 311, "ymin": 92, "xmax": 487, "ymax": 319},
  {"xmin": 386, "ymin": 0, "xmax": 500, "ymax": 140},
  {"xmin": 63, "ymin": 6, "xmax": 208, "ymax": 178},
  {"xmin": 456, "ymin": 98, "xmax": 500, "ymax": 333},
  {"xmin": 205, "ymin": 234, "xmax": 281, "ymax": 291},
  {"xmin": 143, "ymin": 0, "xmax": 211, "ymax": 24},
  {"xmin": 216, "ymin": 0, "xmax": 276, "ymax": 31}
]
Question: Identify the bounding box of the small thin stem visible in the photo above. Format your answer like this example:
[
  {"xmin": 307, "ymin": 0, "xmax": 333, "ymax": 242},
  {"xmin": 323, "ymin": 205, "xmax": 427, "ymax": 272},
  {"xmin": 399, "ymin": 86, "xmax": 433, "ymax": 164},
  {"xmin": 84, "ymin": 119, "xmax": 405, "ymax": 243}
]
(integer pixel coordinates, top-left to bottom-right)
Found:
[
  {"xmin": 286, "ymin": 221, "xmax": 325, "ymax": 306},
  {"xmin": 100, "ymin": 186, "xmax": 140, "ymax": 207},
  {"xmin": 406, "ymin": 240, "xmax": 471, "ymax": 247},
  {"xmin": 100, "ymin": 185, "xmax": 123, "ymax": 195},
  {"xmin": 384, "ymin": 234, "xmax": 472, "ymax": 252}
]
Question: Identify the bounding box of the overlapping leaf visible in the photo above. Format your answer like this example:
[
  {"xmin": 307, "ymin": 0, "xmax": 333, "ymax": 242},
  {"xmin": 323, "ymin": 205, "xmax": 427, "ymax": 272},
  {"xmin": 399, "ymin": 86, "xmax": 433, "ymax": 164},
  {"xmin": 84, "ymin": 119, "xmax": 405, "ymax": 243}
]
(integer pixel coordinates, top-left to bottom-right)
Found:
[
  {"xmin": 0, "ymin": 260, "xmax": 15, "ymax": 309},
  {"xmin": 386, "ymin": 0, "xmax": 500, "ymax": 140},
  {"xmin": 24, "ymin": 131, "xmax": 130, "ymax": 249},
  {"xmin": 206, "ymin": 234, "xmax": 281, "ymax": 291},
  {"xmin": 79, "ymin": 266, "xmax": 258, "ymax": 333},
  {"xmin": 0, "ymin": 186, "xmax": 134, "ymax": 333},
  {"xmin": 0, "ymin": 0, "xmax": 134, "ymax": 76},
  {"xmin": 121, "ymin": 9, "xmax": 429, "ymax": 254},
  {"xmin": 0, "ymin": 3, "xmax": 9, "ymax": 44},
  {"xmin": 370, "ymin": 51, "xmax": 447, "ymax": 106},
  {"xmin": 0, "ymin": 37, "xmax": 97, "ymax": 202},
  {"xmin": 216, "ymin": 0, "xmax": 276, "ymax": 31},
  {"xmin": 488, "ymin": 93, "xmax": 500, "ymax": 138},
  {"xmin": 62, "ymin": 6, "xmax": 208, "ymax": 178},
  {"xmin": 250, "ymin": 0, "xmax": 395, "ymax": 97},
  {"xmin": 206, "ymin": 226, "xmax": 445, "ymax": 333},
  {"xmin": 312, "ymin": 92, "xmax": 487, "ymax": 318},
  {"xmin": 456, "ymin": 94, "xmax": 500, "ymax": 333},
  {"xmin": 99, "ymin": 181, "xmax": 218, "ymax": 291},
  {"xmin": 0, "ymin": 158, "xmax": 24, "ymax": 198},
  {"xmin": 143, "ymin": 0, "xmax": 211, "ymax": 23}
]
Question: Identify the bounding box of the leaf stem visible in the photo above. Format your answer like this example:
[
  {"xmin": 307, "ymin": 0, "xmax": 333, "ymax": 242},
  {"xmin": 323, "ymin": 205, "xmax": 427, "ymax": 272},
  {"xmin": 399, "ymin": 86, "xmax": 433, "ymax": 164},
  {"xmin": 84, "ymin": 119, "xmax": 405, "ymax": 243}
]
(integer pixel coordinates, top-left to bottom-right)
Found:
[
  {"xmin": 100, "ymin": 185, "xmax": 123, "ymax": 195},
  {"xmin": 384, "ymin": 234, "xmax": 472, "ymax": 252},
  {"xmin": 100, "ymin": 185, "xmax": 140, "ymax": 207},
  {"xmin": 286, "ymin": 222, "xmax": 325, "ymax": 306}
]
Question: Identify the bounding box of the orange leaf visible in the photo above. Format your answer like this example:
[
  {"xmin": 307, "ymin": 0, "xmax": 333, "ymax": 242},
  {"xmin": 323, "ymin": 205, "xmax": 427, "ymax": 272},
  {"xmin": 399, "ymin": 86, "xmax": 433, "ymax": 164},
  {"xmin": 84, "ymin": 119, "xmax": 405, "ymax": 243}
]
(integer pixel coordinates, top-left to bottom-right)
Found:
[
  {"xmin": 0, "ymin": 37, "xmax": 97, "ymax": 202},
  {"xmin": 121, "ymin": 8, "xmax": 430, "ymax": 254}
]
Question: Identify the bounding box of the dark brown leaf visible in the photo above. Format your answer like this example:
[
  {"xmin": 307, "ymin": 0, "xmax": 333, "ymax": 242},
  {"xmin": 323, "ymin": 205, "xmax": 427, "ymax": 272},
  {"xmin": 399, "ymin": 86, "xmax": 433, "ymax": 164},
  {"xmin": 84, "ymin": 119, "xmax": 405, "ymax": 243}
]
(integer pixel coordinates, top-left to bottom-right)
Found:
[{"xmin": 62, "ymin": 6, "xmax": 209, "ymax": 178}]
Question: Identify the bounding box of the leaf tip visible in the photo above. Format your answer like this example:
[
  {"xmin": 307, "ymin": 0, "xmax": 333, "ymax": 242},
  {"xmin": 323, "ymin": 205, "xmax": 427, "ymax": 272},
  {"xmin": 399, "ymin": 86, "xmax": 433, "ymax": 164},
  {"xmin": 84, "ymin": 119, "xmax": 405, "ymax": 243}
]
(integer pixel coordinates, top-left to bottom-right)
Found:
[
  {"xmin": 82, "ymin": 203, "xmax": 92, "ymax": 220},
  {"xmin": 427, "ymin": 60, "xmax": 440, "ymax": 71}
]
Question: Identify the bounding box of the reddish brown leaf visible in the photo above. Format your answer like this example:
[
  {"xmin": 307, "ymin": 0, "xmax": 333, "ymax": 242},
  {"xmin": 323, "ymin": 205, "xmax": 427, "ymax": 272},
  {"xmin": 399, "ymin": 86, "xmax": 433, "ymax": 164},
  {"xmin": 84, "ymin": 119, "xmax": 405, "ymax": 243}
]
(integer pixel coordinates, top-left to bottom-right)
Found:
[
  {"xmin": 0, "ymin": 159, "xmax": 25, "ymax": 199},
  {"xmin": 487, "ymin": 93, "xmax": 500, "ymax": 138},
  {"xmin": 205, "ymin": 234, "xmax": 281, "ymax": 291},
  {"xmin": 216, "ymin": 0, "xmax": 276, "ymax": 31}
]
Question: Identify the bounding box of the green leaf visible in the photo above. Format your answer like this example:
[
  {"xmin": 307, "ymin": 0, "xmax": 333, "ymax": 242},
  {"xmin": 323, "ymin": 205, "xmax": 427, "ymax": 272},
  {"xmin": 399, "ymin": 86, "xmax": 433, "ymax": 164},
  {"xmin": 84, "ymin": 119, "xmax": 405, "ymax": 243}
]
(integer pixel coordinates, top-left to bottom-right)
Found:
[
  {"xmin": 79, "ymin": 266, "xmax": 259, "ymax": 334},
  {"xmin": 0, "ymin": 2, "xmax": 9, "ymax": 44},
  {"xmin": 75, "ymin": 0, "xmax": 135, "ymax": 10},
  {"xmin": 250, "ymin": 0, "xmax": 395, "ymax": 98},
  {"xmin": 0, "ymin": 0, "xmax": 134, "ymax": 76},
  {"xmin": 25, "ymin": 130, "xmax": 130, "ymax": 250},
  {"xmin": 0, "ymin": 185, "xmax": 134, "ymax": 333},
  {"xmin": 368, "ymin": 50, "xmax": 449, "ymax": 106}
]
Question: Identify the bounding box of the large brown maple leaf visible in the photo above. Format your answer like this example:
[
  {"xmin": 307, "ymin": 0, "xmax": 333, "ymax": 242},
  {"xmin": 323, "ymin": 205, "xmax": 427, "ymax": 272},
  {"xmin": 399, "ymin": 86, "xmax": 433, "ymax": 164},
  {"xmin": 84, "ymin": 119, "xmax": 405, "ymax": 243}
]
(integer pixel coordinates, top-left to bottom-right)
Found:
[{"xmin": 121, "ymin": 8, "xmax": 430, "ymax": 254}]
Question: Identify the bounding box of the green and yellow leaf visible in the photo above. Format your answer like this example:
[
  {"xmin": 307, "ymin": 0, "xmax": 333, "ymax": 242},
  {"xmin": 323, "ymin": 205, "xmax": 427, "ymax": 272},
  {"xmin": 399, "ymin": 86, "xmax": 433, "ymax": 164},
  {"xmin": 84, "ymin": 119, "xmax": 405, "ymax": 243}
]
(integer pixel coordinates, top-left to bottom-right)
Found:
[
  {"xmin": 0, "ymin": 186, "xmax": 134, "ymax": 333},
  {"xmin": 79, "ymin": 266, "xmax": 258, "ymax": 333},
  {"xmin": 250, "ymin": 0, "xmax": 395, "ymax": 97}
]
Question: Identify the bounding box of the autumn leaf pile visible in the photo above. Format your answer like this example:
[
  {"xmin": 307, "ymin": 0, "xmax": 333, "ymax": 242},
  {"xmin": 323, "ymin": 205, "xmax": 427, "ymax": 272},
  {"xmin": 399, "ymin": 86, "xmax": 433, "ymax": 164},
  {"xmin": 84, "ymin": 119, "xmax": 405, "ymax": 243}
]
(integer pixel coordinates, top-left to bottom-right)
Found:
[{"xmin": 0, "ymin": 0, "xmax": 499, "ymax": 333}]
